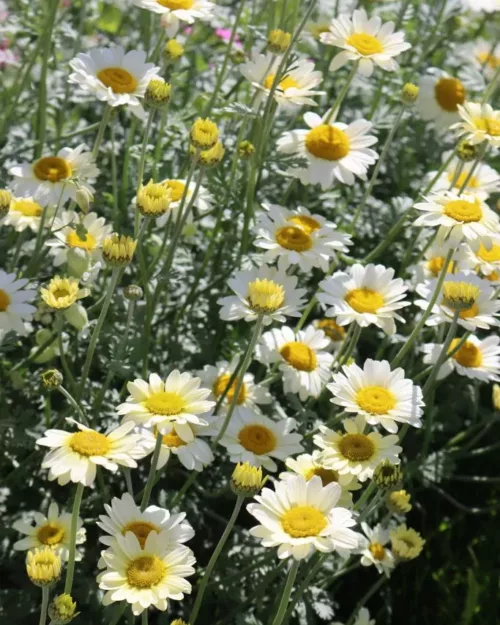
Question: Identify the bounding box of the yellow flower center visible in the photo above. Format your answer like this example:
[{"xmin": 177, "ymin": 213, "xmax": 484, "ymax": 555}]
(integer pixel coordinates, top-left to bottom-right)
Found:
[
  {"xmin": 477, "ymin": 52, "xmax": 500, "ymax": 69},
  {"xmin": 275, "ymin": 225, "xmax": 313, "ymax": 252},
  {"xmin": 434, "ymin": 77, "xmax": 466, "ymax": 112},
  {"xmin": 161, "ymin": 430, "xmax": 187, "ymax": 448},
  {"xmin": 238, "ymin": 424, "xmax": 277, "ymax": 455},
  {"xmin": 305, "ymin": 466, "xmax": 339, "ymax": 486},
  {"xmin": 443, "ymin": 199, "xmax": 482, "ymax": 223},
  {"xmin": 69, "ymin": 430, "xmax": 110, "ymax": 457},
  {"xmin": 281, "ymin": 505, "xmax": 327, "ymax": 538},
  {"xmin": 427, "ymin": 256, "xmax": 456, "ymax": 277},
  {"xmin": 485, "ymin": 270, "xmax": 499, "ymax": 281},
  {"xmin": 338, "ymin": 433, "xmax": 375, "ymax": 462},
  {"xmin": 356, "ymin": 385, "xmax": 396, "ymax": 415},
  {"xmin": 66, "ymin": 230, "xmax": 97, "ymax": 251},
  {"xmin": 287, "ymin": 215, "xmax": 321, "ymax": 235},
  {"xmin": 213, "ymin": 373, "xmax": 247, "ymax": 405},
  {"xmin": 369, "ymin": 542, "xmax": 386, "ymax": 561},
  {"xmin": 97, "ymin": 67, "xmax": 138, "ymax": 94},
  {"xmin": 161, "ymin": 179, "xmax": 186, "ymax": 202},
  {"xmin": 345, "ymin": 32, "xmax": 383, "ymax": 55},
  {"xmin": 472, "ymin": 117, "xmax": 500, "ymax": 136},
  {"xmin": 345, "ymin": 288, "xmax": 384, "ymax": 313},
  {"xmin": 247, "ymin": 278, "xmax": 285, "ymax": 314},
  {"xmin": 280, "ymin": 341, "xmax": 318, "ymax": 371},
  {"xmin": 157, "ymin": 0, "xmax": 194, "ymax": 8},
  {"xmin": 305, "ymin": 125, "xmax": 350, "ymax": 161},
  {"xmin": 449, "ymin": 338, "xmax": 483, "ymax": 367},
  {"xmin": 263, "ymin": 73, "xmax": 299, "ymax": 91},
  {"xmin": 447, "ymin": 170, "xmax": 479, "ymax": 190},
  {"xmin": 12, "ymin": 199, "xmax": 43, "ymax": 217},
  {"xmin": 122, "ymin": 521, "xmax": 160, "ymax": 548},
  {"xmin": 126, "ymin": 555, "xmax": 166, "ymax": 589},
  {"xmin": 316, "ymin": 319, "xmax": 346, "ymax": 341},
  {"xmin": 33, "ymin": 156, "xmax": 72, "ymax": 183},
  {"xmin": 53, "ymin": 288, "xmax": 70, "ymax": 300},
  {"xmin": 144, "ymin": 391, "xmax": 186, "ymax": 416},
  {"xmin": 458, "ymin": 303, "xmax": 479, "ymax": 319},
  {"xmin": 37, "ymin": 523, "xmax": 65, "ymax": 546},
  {"xmin": 0, "ymin": 289, "xmax": 10, "ymax": 312},
  {"xmin": 477, "ymin": 242, "xmax": 500, "ymax": 263}
]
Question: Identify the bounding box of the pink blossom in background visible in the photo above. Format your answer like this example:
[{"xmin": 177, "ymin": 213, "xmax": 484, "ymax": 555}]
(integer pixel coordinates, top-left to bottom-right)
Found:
[
  {"xmin": 0, "ymin": 39, "xmax": 18, "ymax": 67},
  {"xmin": 215, "ymin": 27, "xmax": 242, "ymax": 48}
]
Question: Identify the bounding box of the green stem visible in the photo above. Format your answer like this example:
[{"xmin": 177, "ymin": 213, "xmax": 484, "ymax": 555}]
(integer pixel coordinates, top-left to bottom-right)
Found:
[
  {"xmin": 324, "ymin": 60, "xmax": 359, "ymax": 124},
  {"xmin": 56, "ymin": 314, "xmax": 76, "ymax": 390},
  {"xmin": 270, "ymin": 560, "xmax": 300, "ymax": 625},
  {"xmin": 38, "ymin": 586, "xmax": 50, "ymax": 625},
  {"xmin": 346, "ymin": 576, "xmax": 386, "ymax": 625},
  {"xmin": 141, "ymin": 610, "xmax": 148, "ymax": 625},
  {"xmin": 282, "ymin": 554, "xmax": 325, "ymax": 624},
  {"xmin": 422, "ymin": 310, "xmax": 460, "ymax": 399},
  {"xmin": 354, "ymin": 481, "xmax": 375, "ymax": 511},
  {"xmin": 482, "ymin": 66, "xmax": 500, "ymax": 103},
  {"xmin": 58, "ymin": 385, "xmax": 87, "ymax": 424},
  {"xmin": 189, "ymin": 496, "xmax": 245, "ymax": 625},
  {"xmin": 135, "ymin": 109, "xmax": 156, "ymax": 236},
  {"xmin": 64, "ymin": 482, "xmax": 85, "ymax": 594},
  {"xmin": 336, "ymin": 323, "xmax": 361, "ymax": 368},
  {"xmin": 92, "ymin": 105, "xmax": 113, "ymax": 159},
  {"xmin": 140, "ymin": 432, "xmax": 163, "ymax": 510}
]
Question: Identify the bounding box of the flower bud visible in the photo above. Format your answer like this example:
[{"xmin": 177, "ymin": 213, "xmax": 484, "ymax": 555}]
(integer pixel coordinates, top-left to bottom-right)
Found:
[
  {"xmin": 137, "ymin": 180, "xmax": 172, "ymax": 217},
  {"xmin": 145, "ymin": 79, "xmax": 172, "ymax": 110},
  {"xmin": 26, "ymin": 548, "xmax": 62, "ymax": 587},
  {"xmin": 231, "ymin": 49, "xmax": 246, "ymax": 64},
  {"xmin": 493, "ymin": 383, "xmax": 500, "ymax": 410},
  {"xmin": 48, "ymin": 594, "xmax": 78, "ymax": 625},
  {"xmin": 0, "ymin": 189, "xmax": 11, "ymax": 217},
  {"xmin": 164, "ymin": 39, "xmax": 184, "ymax": 61},
  {"xmin": 386, "ymin": 489, "xmax": 412, "ymax": 514},
  {"xmin": 238, "ymin": 140, "xmax": 255, "ymax": 160},
  {"xmin": 456, "ymin": 139, "xmax": 478, "ymax": 162},
  {"xmin": 373, "ymin": 460, "xmax": 402, "ymax": 490},
  {"xmin": 401, "ymin": 82, "xmax": 419, "ymax": 105},
  {"xmin": 75, "ymin": 187, "xmax": 93, "ymax": 213},
  {"xmin": 442, "ymin": 281, "xmax": 480, "ymax": 312},
  {"xmin": 190, "ymin": 118, "xmax": 219, "ymax": 150},
  {"xmin": 267, "ymin": 29, "xmax": 291, "ymax": 53},
  {"xmin": 41, "ymin": 368, "xmax": 63, "ymax": 390},
  {"xmin": 102, "ymin": 234, "xmax": 137, "ymax": 266},
  {"xmin": 390, "ymin": 525, "xmax": 425, "ymax": 561},
  {"xmin": 124, "ymin": 284, "xmax": 143, "ymax": 301},
  {"xmin": 231, "ymin": 462, "xmax": 266, "ymax": 497},
  {"xmin": 195, "ymin": 141, "xmax": 225, "ymax": 168}
]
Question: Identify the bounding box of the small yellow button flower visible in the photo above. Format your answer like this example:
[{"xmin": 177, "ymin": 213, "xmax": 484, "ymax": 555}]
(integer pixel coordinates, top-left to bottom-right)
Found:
[
  {"xmin": 26, "ymin": 547, "xmax": 62, "ymax": 587},
  {"xmin": 267, "ymin": 29, "xmax": 291, "ymax": 53},
  {"xmin": 190, "ymin": 118, "xmax": 219, "ymax": 150},
  {"xmin": 102, "ymin": 234, "xmax": 137, "ymax": 266}
]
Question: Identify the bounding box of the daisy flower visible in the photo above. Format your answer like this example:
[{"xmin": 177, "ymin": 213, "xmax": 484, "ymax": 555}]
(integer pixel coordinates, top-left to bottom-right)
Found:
[
  {"xmin": 156, "ymin": 178, "xmax": 213, "ymax": 227},
  {"xmin": 429, "ymin": 151, "xmax": 500, "ymax": 199},
  {"xmin": 415, "ymin": 272, "xmax": 500, "ymax": 331},
  {"xmin": 468, "ymin": 38, "xmax": 500, "ymax": 80},
  {"xmin": 219, "ymin": 407, "xmax": 303, "ymax": 472},
  {"xmin": 69, "ymin": 46, "xmax": 160, "ymax": 111},
  {"xmin": 390, "ymin": 524, "xmax": 425, "ymax": 561},
  {"xmin": 218, "ymin": 265, "xmax": 307, "ymax": 326},
  {"xmin": 452, "ymin": 102, "xmax": 500, "ymax": 147},
  {"xmin": 133, "ymin": 0, "xmax": 215, "ymax": 38},
  {"xmin": 318, "ymin": 264, "xmax": 410, "ymax": 335},
  {"xmin": 98, "ymin": 531, "xmax": 195, "ymax": 615},
  {"xmin": 0, "ymin": 270, "xmax": 36, "ymax": 334},
  {"xmin": 409, "ymin": 239, "xmax": 464, "ymax": 284},
  {"xmin": 254, "ymin": 203, "xmax": 351, "ymax": 272},
  {"xmin": 117, "ymin": 371, "xmax": 215, "ymax": 439},
  {"xmin": 97, "ymin": 492, "xmax": 194, "ymax": 549},
  {"xmin": 320, "ymin": 8, "xmax": 411, "ymax": 77},
  {"xmin": 339, "ymin": 608, "xmax": 375, "ymax": 625},
  {"xmin": 9, "ymin": 144, "xmax": 98, "ymax": 207},
  {"xmin": 1, "ymin": 196, "xmax": 44, "ymax": 232},
  {"xmin": 417, "ymin": 69, "xmax": 467, "ymax": 128},
  {"xmin": 414, "ymin": 191, "xmax": 500, "ymax": 245},
  {"xmin": 313, "ymin": 318, "xmax": 347, "ymax": 351},
  {"xmin": 422, "ymin": 335, "xmax": 500, "ymax": 382},
  {"xmin": 314, "ymin": 415, "xmax": 402, "ymax": 482},
  {"xmin": 46, "ymin": 210, "xmax": 113, "ymax": 274},
  {"xmin": 13, "ymin": 502, "xmax": 85, "ymax": 561},
  {"xmin": 240, "ymin": 51, "xmax": 324, "ymax": 109},
  {"xmin": 279, "ymin": 451, "xmax": 361, "ymax": 508},
  {"xmin": 197, "ymin": 355, "xmax": 272, "ymax": 414},
  {"xmin": 142, "ymin": 423, "xmax": 214, "ymax": 471},
  {"xmin": 463, "ymin": 239, "xmax": 500, "ymax": 281},
  {"xmin": 36, "ymin": 418, "xmax": 149, "ymax": 487},
  {"xmin": 327, "ymin": 359, "xmax": 424, "ymax": 433},
  {"xmin": 358, "ymin": 523, "xmax": 395, "ymax": 575},
  {"xmin": 256, "ymin": 325, "xmax": 334, "ymax": 400},
  {"xmin": 247, "ymin": 474, "xmax": 360, "ymax": 560},
  {"xmin": 277, "ymin": 112, "xmax": 378, "ymax": 189}
]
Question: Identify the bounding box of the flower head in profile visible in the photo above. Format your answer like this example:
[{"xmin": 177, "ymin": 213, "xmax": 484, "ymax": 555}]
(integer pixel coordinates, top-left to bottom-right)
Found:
[
  {"xmin": 247, "ymin": 474, "xmax": 361, "ymax": 560},
  {"xmin": 358, "ymin": 523, "xmax": 395, "ymax": 575},
  {"xmin": 1, "ymin": 196, "xmax": 44, "ymax": 232},
  {"xmin": 40, "ymin": 276, "xmax": 88, "ymax": 310},
  {"xmin": 133, "ymin": 0, "xmax": 215, "ymax": 38},
  {"xmin": 218, "ymin": 265, "xmax": 307, "ymax": 325},
  {"xmin": 142, "ymin": 423, "xmax": 215, "ymax": 472},
  {"xmin": 36, "ymin": 418, "xmax": 149, "ymax": 486},
  {"xmin": 429, "ymin": 151, "xmax": 500, "ymax": 200},
  {"xmin": 417, "ymin": 69, "xmax": 467, "ymax": 128},
  {"xmin": 277, "ymin": 112, "xmax": 378, "ymax": 189},
  {"xmin": 231, "ymin": 462, "xmax": 266, "ymax": 497},
  {"xmin": 452, "ymin": 102, "xmax": 500, "ymax": 147},
  {"xmin": 464, "ymin": 238, "xmax": 500, "ymax": 281},
  {"xmin": 386, "ymin": 489, "xmax": 412, "ymax": 515},
  {"xmin": 0, "ymin": 270, "xmax": 36, "ymax": 334},
  {"xmin": 320, "ymin": 8, "xmax": 411, "ymax": 77},
  {"xmin": 102, "ymin": 234, "xmax": 137, "ymax": 265},
  {"xmin": 157, "ymin": 178, "xmax": 213, "ymax": 227},
  {"xmin": 318, "ymin": 264, "xmax": 409, "ymax": 336},
  {"xmin": 26, "ymin": 547, "xmax": 62, "ymax": 587},
  {"xmin": 390, "ymin": 524, "xmax": 425, "ymax": 561}
]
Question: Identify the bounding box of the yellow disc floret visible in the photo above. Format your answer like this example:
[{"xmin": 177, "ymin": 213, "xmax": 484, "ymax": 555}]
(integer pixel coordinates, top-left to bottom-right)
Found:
[
  {"xmin": 275, "ymin": 225, "xmax": 313, "ymax": 252},
  {"xmin": 346, "ymin": 32, "xmax": 383, "ymax": 55},
  {"xmin": 345, "ymin": 287, "xmax": 384, "ymax": 313},
  {"xmin": 69, "ymin": 430, "xmax": 110, "ymax": 457},
  {"xmin": 238, "ymin": 424, "xmax": 277, "ymax": 455},
  {"xmin": 280, "ymin": 341, "xmax": 318, "ymax": 371},
  {"xmin": 356, "ymin": 386, "xmax": 396, "ymax": 414},
  {"xmin": 137, "ymin": 180, "xmax": 172, "ymax": 217},
  {"xmin": 247, "ymin": 278, "xmax": 285, "ymax": 314},
  {"xmin": 97, "ymin": 67, "xmax": 138, "ymax": 93},
  {"xmin": 448, "ymin": 338, "xmax": 482, "ymax": 368},
  {"xmin": 126, "ymin": 555, "xmax": 166, "ymax": 589},
  {"xmin": 122, "ymin": 521, "xmax": 160, "ymax": 548},
  {"xmin": 305, "ymin": 125, "xmax": 350, "ymax": 161},
  {"xmin": 41, "ymin": 276, "xmax": 81, "ymax": 310},
  {"xmin": 144, "ymin": 391, "xmax": 186, "ymax": 416},
  {"xmin": 33, "ymin": 156, "xmax": 72, "ymax": 183},
  {"xmin": 434, "ymin": 77, "xmax": 466, "ymax": 112},
  {"xmin": 338, "ymin": 433, "xmax": 375, "ymax": 461},
  {"xmin": 442, "ymin": 281, "xmax": 480, "ymax": 312},
  {"xmin": 213, "ymin": 373, "xmax": 247, "ymax": 405},
  {"xmin": 26, "ymin": 547, "xmax": 62, "ymax": 587},
  {"xmin": 190, "ymin": 118, "xmax": 219, "ymax": 150},
  {"xmin": 281, "ymin": 505, "xmax": 327, "ymax": 537}
]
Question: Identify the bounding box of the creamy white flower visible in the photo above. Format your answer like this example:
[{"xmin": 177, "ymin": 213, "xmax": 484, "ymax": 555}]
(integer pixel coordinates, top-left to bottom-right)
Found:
[
  {"xmin": 240, "ymin": 51, "xmax": 324, "ymax": 109},
  {"xmin": 13, "ymin": 502, "xmax": 86, "ymax": 561},
  {"xmin": 156, "ymin": 178, "xmax": 213, "ymax": 227},
  {"xmin": 415, "ymin": 271, "xmax": 500, "ymax": 331},
  {"xmin": 318, "ymin": 263, "xmax": 409, "ymax": 335},
  {"xmin": 1, "ymin": 196, "xmax": 45, "ymax": 232},
  {"xmin": 0, "ymin": 270, "xmax": 36, "ymax": 334},
  {"xmin": 36, "ymin": 418, "xmax": 149, "ymax": 487},
  {"xmin": 429, "ymin": 151, "xmax": 500, "ymax": 199},
  {"xmin": 97, "ymin": 492, "xmax": 194, "ymax": 550},
  {"xmin": 313, "ymin": 318, "xmax": 348, "ymax": 351},
  {"xmin": 414, "ymin": 191, "xmax": 500, "ymax": 245},
  {"xmin": 328, "ymin": 359, "xmax": 424, "ymax": 433},
  {"xmin": 133, "ymin": 0, "xmax": 215, "ymax": 37},
  {"xmin": 197, "ymin": 355, "xmax": 272, "ymax": 415},
  {"xmin": 142, "ymin": 423, "xmax": 214, "ymax": 471},
  {"xmin": 451, "ymin": 102, "xmax": 500, "ymax": 147},
  {"xmin": 314, "ymin": 415, "xmax": 402, "ymax": 482},
  {"xmin": 408, "ymin": 239, "xmax": 466, "ymax": 285},
  {"xmin": 98, "ymin": 531, "xmax": 195, "ymax": 615},
  {"xmin": 277, "ymin": 112, "xmax": 378, "ymax": 189},
  {"xmin": 218, "ymin": 265, "xmax": 307, "ymax": 325},
  {"xmin": 117, "ymin": 371, "xmax": 215, "ymax": 438},
  {"xmin": 463, "ymin": 238, "xmax": 500, "ymax": 280},
  {"xmin": 219, "ymin": 407, "xmax": 303, "ymax": 472},
  {"xmin": 256, "ymin": 325, "xmax": 334, "ymax": 400},
  {"xmin": 467, "ymin": 38, "xmax": 500, "ymax": 80},
  {"xmin": 69, "ymin": 46, "xmax": 159, "ymax": 111},
  {"xmin": 358, "ymin": 523, "xmax": 394, "ymax": 575},
  {"xmin": 254, "ymin": 203, "xmax": 351, "ymax": 272},
  {"xmin": 247, "ymin": 474, "xmax": 360, "ymax": 560},
  {"xmin": 9, "ymin": 145, "xmax": 98, "ymax": 207},
  {"xmin": 417, "ymin": 69, "xmax": 468, "ymax": 128},
  {"xmin": 422, "ymin": 334, "xmax": 500, "ymax": 382},
  {"xmin": 320, "ymin": 8, "xmax": 411, "ymax": 77},
  {"xmin": 280, "ymin": 451, "xmax": 361, "ymax": 508}
]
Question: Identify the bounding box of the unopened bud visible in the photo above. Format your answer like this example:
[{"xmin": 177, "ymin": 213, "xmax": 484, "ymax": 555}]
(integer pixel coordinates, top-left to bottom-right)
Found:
[
  {"xmin": 0, "ymin": 189, "xmax": 11, "ymax": 217},
  {"xmin": 401, "ymin": 82, "xmax": 419, "ymax": 105},
  {"xmin": 456, "ymin": 139, "xmax": 478, "ymax": 162},
  {"xmin": 231, "ymin": 462, "xmax": 266, "ymax": 497},
  {"xmin": 75, "ymin": 187, "xmax": 93, "ymax": 212},
  {"xmin": 124, "ymin": 284, "xmax": 143, "ymax": 301},
  {"xmin": 41, "ymin": 368, "xmax": 63, "ymax": 390},
  {"xmin": 164, "ymin": 39, "xmax": 184, "ymax": 61},
  {"xmin": 238, "ymin": 140, "xmax": 255, "ymax": 160},
  {"xmin": 267, "ymin": 29, "xmax": 291, "ymax": 53},
  {"xmin": 48, "ymin": 594, "xmax": 78, "ymax": 625},
  {"xmin": 145, "ymin": 79, "xmax": 172, "ymax": 110},
  {"xmin": 373, "ymin": 460, "xmax": 402, "ymax": 490}
]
